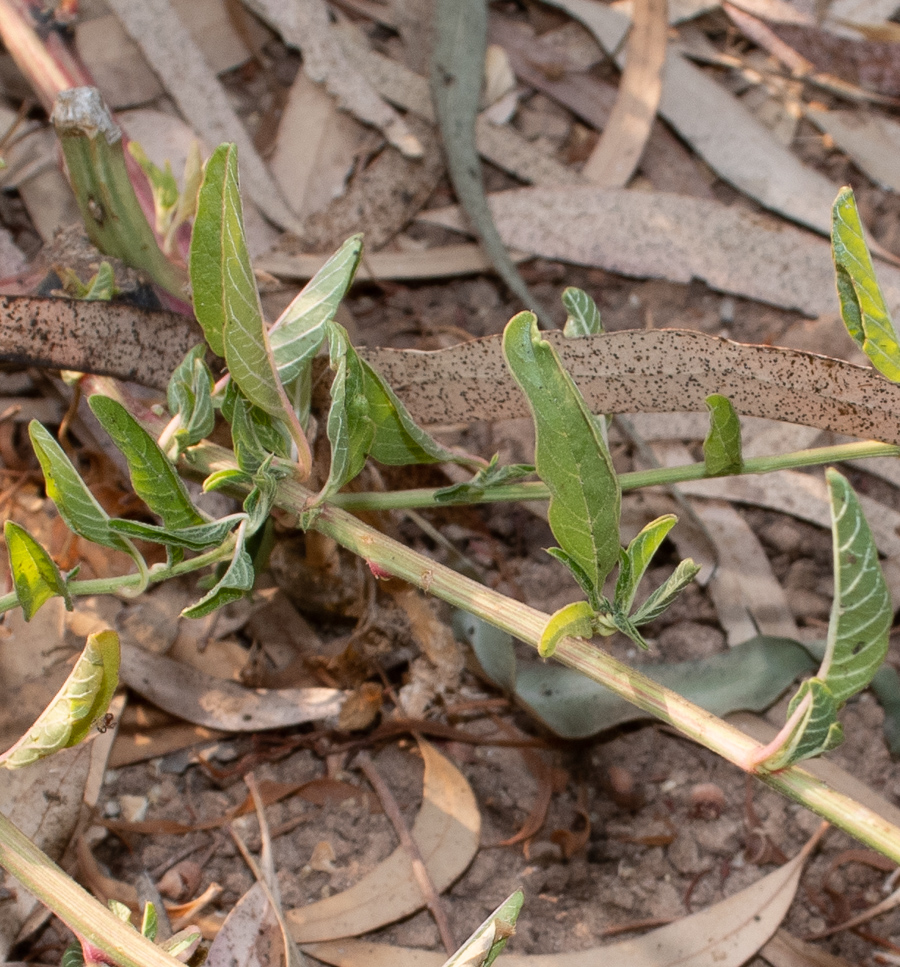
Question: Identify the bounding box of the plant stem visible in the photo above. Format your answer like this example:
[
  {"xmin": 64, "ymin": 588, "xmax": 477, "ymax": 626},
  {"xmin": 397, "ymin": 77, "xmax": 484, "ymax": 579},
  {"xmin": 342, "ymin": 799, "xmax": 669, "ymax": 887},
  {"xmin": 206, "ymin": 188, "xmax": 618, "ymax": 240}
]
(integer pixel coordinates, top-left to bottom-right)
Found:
[
  {"xmin": 330, "ymin": 440, "xmax": 900, "ymax": 511},
  {"xmin": 0, "ymin": 542, "xmax": 234, "ymax": 616},
  {"xmin": 0, "ymin": 811, "xmax": 185, "ymax": 967},
  {"xmin": 179, "ymin": 439, "xmax": 900, "ymax": 864}
]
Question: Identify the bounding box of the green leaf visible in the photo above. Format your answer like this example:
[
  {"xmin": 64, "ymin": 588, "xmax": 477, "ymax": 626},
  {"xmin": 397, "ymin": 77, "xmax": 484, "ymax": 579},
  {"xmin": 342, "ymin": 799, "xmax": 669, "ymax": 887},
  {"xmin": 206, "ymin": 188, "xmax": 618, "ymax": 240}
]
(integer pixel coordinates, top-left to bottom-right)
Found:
[
  {"xmin": 62, "ymin": 941, "xmax": 85, "ymax": 967},
  {"xmin": 832, "ymin": 186, "xmax": 900, "ymax": 381},
  {"xmin": 503, "ymin": 311, "xmax": 621, "ymax": 600},
  {"xmin": 167, "ymin": 344, "xmax": 215, "ymax": 451},
  {"xmin": 5, "ymin": 520, "xmax": 72, "ymax": 619},
  {"xmin": 59, "ymin": 261, "xmax": 119, "ymax": 301},
  {"xmin": 109, "ymin": 516, "xmax": 240, "ymax": 551},
  {"xmin": 539, "ymin": 600, "xmax": 595, "ymax": 658},
  {"xmin": 819, "ymin": 468, "xmax": 891, "ymax": 704},
  {"xmin": 434, "ymin": 456, "xmax": 535, "ymax": 504},
  {"xmin": 182, "ymin": 521, "xmax": 254, "ymax": 618},
  {"xmin": 758, "ymin": 678, "xmax": 844, "ymax": 771},
  {"xmin": 318, "ymin": 323, "xmax": 375, "ymax": 502},
  {"xmin": 190, "ymin": 144, "xmax": 310, "ymax": 472},
  {"xmin": 440, "ymin": 891, "xmax": 523, "ymax": 967},
  {"xmin": 703, "ymin": 394, "xmax": 743, "ymax": 475},
  {"xmin": 88, "ymin": 395, "xmax": 205, "ymax": 531},
  {"xmin": 363, "ymin": 357, "xmax": 466, "ymax": 467},
  {"xmin": 29, "ymin": 421, "xmax": 132, "ymax": 553},
  {"xmin": 222, "ymin": 379, "xmax": 291, "ymax": 473},
  {"xmin": 140, "ymin": 902, "xmax": 158, "ymax": 942},
  {"xmin": 109, "ymin": 900, "xmax": 132, "ymax": 923},
  {"xmin": 203, "ymin": 467, "xmax": 253, "ymax": 492},
  {"xmin": 0, "ymin": 630, "xmax": 119, "ymax": 768},
  {"xmin": 562, "ymin": 287, "xmax": 603, "ymax": 338},
  {"xmin": 243, "ymin": 460, "xmax": 284, "ymax": 536},
  {"xmin": 270, "ymin": 234, "xmax": 363, "ymax": 384},
  {"xmin": 615, "ymin": 514, "xmax": 676, "ymax": 616},
  {"xmin": 631, "ymin": 558, "xmax": 701, "ymax": 626}
]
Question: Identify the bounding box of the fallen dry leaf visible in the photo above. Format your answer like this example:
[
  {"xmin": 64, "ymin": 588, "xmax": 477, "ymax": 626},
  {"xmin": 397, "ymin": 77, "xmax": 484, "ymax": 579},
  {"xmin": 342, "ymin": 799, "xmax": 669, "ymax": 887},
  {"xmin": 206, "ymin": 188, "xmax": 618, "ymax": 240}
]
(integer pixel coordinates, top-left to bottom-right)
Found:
[
  {"xmin": 419, "ymin": 187, "xmax": 900, "ymax": 318},
  {"xmin": 304, "ymin": 829, "xmax": 812, "ymax": 965},
  {"xmin": 118, "ymin": 642, "xmax": 344, "ymax": 731},
  {"xmin": 286, "ymin": 740, "xmax": 480, "ymax": 942},
  {"xmin": 806, "ymin": 106, "xmax": 900, "ymax": 193},
  {"xmin": 207, "ymin": 882, "xmax": 281, "ymax": 967}
]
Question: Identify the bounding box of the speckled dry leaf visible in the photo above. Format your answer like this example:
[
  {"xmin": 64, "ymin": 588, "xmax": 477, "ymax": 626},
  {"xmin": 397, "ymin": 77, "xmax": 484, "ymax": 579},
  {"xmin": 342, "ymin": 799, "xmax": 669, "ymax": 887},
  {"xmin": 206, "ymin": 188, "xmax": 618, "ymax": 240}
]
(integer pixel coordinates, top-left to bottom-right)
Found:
[
  {"xmin": 419, "ymin": 187, "xmax": 900, "ymax": 317},
  {"xmin": 0, "ymin": 743, "xmax": 91, "ymax": 958},
  {"xmin": 541, "ymin": 0, "xmax": 840, "ymax": 234},
  {"xmin": 362, "ymin": 329, "xmax": 900, "ymax": 445},
  {"xmin": 207, "ymin": 884, "xmax": 286, "ymax": 967},
  {"xmin": 304, "ymin": 834, "xmax": 808, "ymax": 965},
  {"xmin": 287, "ymin": 741, "xmax": 480, "ymax": 942},
  {"xmin": 118, "ymin": 642, "xmax": 344, "ymax": 731},
  {"xmin": 242, "ymin": 0, "xmax": 421, "ymax": 157},
  {"xmin": 105, "ymin": 0, "xmax": 299, "ymax": 231}
]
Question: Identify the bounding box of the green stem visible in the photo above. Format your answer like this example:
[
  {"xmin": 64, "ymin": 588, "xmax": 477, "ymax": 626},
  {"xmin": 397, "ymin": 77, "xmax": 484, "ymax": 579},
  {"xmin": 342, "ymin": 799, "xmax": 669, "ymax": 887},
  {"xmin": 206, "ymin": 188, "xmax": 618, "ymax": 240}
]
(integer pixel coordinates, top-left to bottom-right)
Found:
[
  {"xmin": 179, "ymin": 439, "xmax": 900, "ymax": 863},
  {"xmin": 0, "ymin": 811, "xmax": 185, "ymax": 967},
  {"xmin": 330, "ymin": 440, "xmax": 900, "ymax": 511},
  {"xmin": 0, "ymin": 541, "xmax": 234, "ymax": 616}
]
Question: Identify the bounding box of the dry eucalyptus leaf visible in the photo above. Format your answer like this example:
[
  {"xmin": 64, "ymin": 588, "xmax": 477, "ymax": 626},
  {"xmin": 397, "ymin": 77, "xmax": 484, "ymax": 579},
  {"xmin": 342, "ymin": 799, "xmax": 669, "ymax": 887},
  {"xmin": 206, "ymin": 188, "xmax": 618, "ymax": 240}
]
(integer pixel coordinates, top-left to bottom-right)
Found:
[
  {"xmin": 806, "ymin": 106, "xmax": 900, "ymax": 193},
  {"xmin": 419, "ymin": 187, "xmax": 900, "ymax": 318},
  {"xmin": 304, "ymin": 830, "xmax": 810, "ymax": 965},
  {"xmin": 287, "ymin": 741, "xmax": 480, "ymax": 942},
  {"xmin": 207, "ymin": 882, "xmax": 281, "ymax": 967}
]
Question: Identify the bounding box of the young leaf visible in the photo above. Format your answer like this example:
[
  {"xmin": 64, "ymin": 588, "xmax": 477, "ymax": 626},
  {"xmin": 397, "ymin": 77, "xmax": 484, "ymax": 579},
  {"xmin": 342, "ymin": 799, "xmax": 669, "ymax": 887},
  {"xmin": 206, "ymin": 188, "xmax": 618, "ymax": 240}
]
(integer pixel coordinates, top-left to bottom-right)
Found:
[
  {"xmin": 223, "ymin": 379, "xmax": 291, "ymax": 473},
  {"xmin": 631, "ymin": 558, "xmax": 702, "ymax": 626},
  {"xmin": 5, "ymin": 520, "xmax": 72, "ymax": 619},
  {"xmin": 703, "ymin": 394, "xmax": 742, "ymax": 475},
  {"xmin": 203, "ymin": 467, "xmax": 253, "ymax": 492},
  {"xmin": 109, "ymin": 516, "xmax": 240, "ymax": 551},
  {"xmin": 29, "ymin": 421, "xmax": 132, "ymax": 553},
  {"xmin": 318, "ymin": 323, "xmax": 375, "ymax": 502},
  {"xmin": 182, "ymin": 521, "xmax": 254, "ymax": 619},
  {"xmin": 59, "ymin": 262, "xmax": 119, "ymax": 301},
  {"xmin": 819, "ymin": 468, "xmax": 891, "ymax": 703},
  {"xmin": 832, "ymin": 186, "xmax": 900, "ymax": 381},
  {"xmin": 434, "ymin": 456, "xmax": 535, "ymax": 504},
  {"xmin": 503, "ymin": 311, "xmax": 621, "ymax": 600},
  {"xmin": 167, "ymin": 344, "xmax": 215, "ymax": 451},
  {"xmin": 614, "ymin": 514, "xmax": 677, "ymax": 616},
  {"xmin": 562, "ymin": 287, "xmax": 603, "ymax": 338},
  {"xmin": 270, "ymin": 234, "xmax": 363, "ymax": 384},
  {"xmin": 0, "ymin": 630, "xmax": 119, "ymax": 768},
  {"xmin": 140, "ymin": 902, "xmax": 158, "ymax": 942},
  {"xmin": 539, "ymin": 600, "xmax": 596, "ymax": 658},
  {"xmin": 363, "ymin": 357, "xmax": 470, "ymax": 468},
  {"xmin": 440, "ymin": 890, "xmax": 523, "ymax": 967},
  {"xmin": 88, "ymin": 395, "xmax": 205, "ymax": 531},
  {"xmin": 190, "ymin": 143, "xmax": 310, "ymax": 473},
  {"xmin": 757, "ymin": 678, "xmax": 843, "ymax": 772}
]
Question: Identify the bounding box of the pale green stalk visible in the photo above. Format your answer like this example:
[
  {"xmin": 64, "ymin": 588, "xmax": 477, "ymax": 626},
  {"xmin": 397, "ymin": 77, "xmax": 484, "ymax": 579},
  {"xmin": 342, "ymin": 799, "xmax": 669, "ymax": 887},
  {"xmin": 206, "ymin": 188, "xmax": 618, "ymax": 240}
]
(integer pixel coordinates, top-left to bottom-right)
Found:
[
  {"xmin": 330, "ymin": 440, "xmax": 900, "ymax": 512},
  {"xmin": 179, "ymin": 438, "xmax": 900, "ymax": 863}
]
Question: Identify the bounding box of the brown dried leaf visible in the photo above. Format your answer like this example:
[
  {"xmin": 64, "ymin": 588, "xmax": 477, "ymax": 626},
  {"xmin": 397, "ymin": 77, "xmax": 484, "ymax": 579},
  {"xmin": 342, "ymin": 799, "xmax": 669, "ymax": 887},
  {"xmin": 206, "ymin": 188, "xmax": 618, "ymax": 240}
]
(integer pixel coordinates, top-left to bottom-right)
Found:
[{"xmin": 286, "ymin": 741, "xmax": 480, "ymax": 942}]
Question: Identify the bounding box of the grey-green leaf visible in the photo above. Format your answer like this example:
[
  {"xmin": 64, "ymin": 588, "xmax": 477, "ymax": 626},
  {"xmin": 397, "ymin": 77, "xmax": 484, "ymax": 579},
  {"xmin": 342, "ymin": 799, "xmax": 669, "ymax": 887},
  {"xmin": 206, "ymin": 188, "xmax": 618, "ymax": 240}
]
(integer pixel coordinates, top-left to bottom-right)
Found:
[
  {"xmin": 29, "ymin": 421, "xmax": 131, "ymax": 553},
  {"xmin": 631, "ymin": 558, "xmax": 701, "ymax": 626},
  {"xmin": 89, "ymin": 395, "xmax": 205, "ymax": 531},
  {"xmin": 759, "ymin": 678, "xmax": 844, "ymax": 772},
  {"xmin": 819, "ymin": 468, "xmax": 891, "ymax": 704},
  {"xmin": 270, "ymin": 234, "xmax": 363, "ymax": 385},
  {"xmin": 615, "ymin": 514, "xmax": 676, "ymax": 616},
  {"xmin": 109, "ymin": 516, "xmax": 240, "ymax": 551},
  {"xmin": 167, "ymin": 344, "xmax": 214, "ymax": 451},
  {"xmin": 431, "ymin": 0, "xmax": 549, "ymax": 324},
  {"xmin": 434, "ymin": 456, "xmax": 534, "ymax": 504},
  {"xmin": 5, "ymin": 521, "xmax": 72, "ymax": 620},
  {"xmin": 182, "ymin": 522, "xmax": 255, "ymax": 619},
  {"xmin": 503, "ymin": 311, "xmax": 621, "ymax": 600},
  {"xmin": 0, "ymin": 630, "xmax": 119, "ymax": 768},
  {"xmin": 832, "ymin": 186, "xmax": 900, "ymax": 381},
  {"xmin": 703, "ymin": 394, "xmax": 743, "ymax": 475},
  {"xmin": 562, "ymin": 287, "xmax": 603, "ymax": 338}
]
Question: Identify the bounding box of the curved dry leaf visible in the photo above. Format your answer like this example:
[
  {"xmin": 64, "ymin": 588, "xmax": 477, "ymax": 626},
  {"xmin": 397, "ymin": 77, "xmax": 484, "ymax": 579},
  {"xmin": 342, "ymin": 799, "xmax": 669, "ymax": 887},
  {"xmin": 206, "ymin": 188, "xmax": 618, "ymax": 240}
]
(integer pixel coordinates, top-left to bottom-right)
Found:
[
  {"xmin": 806, "ymin": 107, "xmax": 900, "ymax": 194},
  {"xmin": 581, "ymin": 0, "xmax": 667, "ymax": 186},
  {"xmin": 286, "ymin": 741, "xmax": 480, "ymax": 942},
  {"xmin": 207, "ymin": 883, "xmax": 281, "ymax": 967},
  {"xmin": 118, "ymin": 642, "xmax": 344, "ymax": 731},
  {"xmin": 363, "ymin": 329, "xmax": 900, "ymax": 446},
  {"xmin": 304, "ymin": 835, "xmax": 809, "ymax": 966},
  {"xmin": 0, "ymin": 743, "xmax": 91, "ymax": 958},
  {"xmin": 419, "ymin": 187, "xmax": 900, "ymax": 318}
]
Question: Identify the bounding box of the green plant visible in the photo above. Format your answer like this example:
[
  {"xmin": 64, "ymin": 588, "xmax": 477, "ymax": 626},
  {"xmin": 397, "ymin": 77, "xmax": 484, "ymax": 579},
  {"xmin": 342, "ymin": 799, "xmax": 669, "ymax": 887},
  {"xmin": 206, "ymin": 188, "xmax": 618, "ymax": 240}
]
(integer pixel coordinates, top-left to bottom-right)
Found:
[{"xmin": 1, "ymin": 133, "xmax": 899, "ymax": 967}]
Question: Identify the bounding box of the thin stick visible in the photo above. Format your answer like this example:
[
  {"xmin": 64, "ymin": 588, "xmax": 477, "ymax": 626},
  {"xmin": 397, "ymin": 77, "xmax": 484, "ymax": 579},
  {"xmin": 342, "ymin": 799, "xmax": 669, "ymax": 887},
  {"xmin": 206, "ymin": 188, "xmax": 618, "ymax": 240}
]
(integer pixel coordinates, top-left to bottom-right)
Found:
[{"xmin": 355, "ymin": 749, "xmax": 457, "ymax": 954}]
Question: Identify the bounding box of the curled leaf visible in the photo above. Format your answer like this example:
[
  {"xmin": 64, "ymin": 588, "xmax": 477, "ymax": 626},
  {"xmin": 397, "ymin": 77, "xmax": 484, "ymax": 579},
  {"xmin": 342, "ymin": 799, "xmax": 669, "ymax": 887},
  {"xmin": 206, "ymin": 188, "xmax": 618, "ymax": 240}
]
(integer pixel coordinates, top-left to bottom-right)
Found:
[
  {"xmin": 539, "ymin": 601, "xmax": 595, "ymax": 658},
  {"xmin": 5, "ymin": 520, "xmax": 72, "ymax": 620}
]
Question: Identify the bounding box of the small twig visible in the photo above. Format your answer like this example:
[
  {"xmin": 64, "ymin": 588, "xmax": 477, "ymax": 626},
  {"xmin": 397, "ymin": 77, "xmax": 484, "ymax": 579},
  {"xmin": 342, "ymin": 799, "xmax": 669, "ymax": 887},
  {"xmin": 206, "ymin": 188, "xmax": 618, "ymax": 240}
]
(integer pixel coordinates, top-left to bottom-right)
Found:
[{"xmin": 355, "ymin": 749, "xmax": 456, "ymax": 954}]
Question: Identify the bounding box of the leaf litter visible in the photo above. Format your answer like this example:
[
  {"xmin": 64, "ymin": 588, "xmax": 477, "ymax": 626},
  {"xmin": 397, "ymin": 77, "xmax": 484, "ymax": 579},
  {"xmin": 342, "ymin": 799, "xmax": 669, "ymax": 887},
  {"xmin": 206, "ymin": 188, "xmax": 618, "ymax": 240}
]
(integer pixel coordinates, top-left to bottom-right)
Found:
[{"xmin": 7, "ymin": 4, "xmax": 893, "ymax": 963}]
